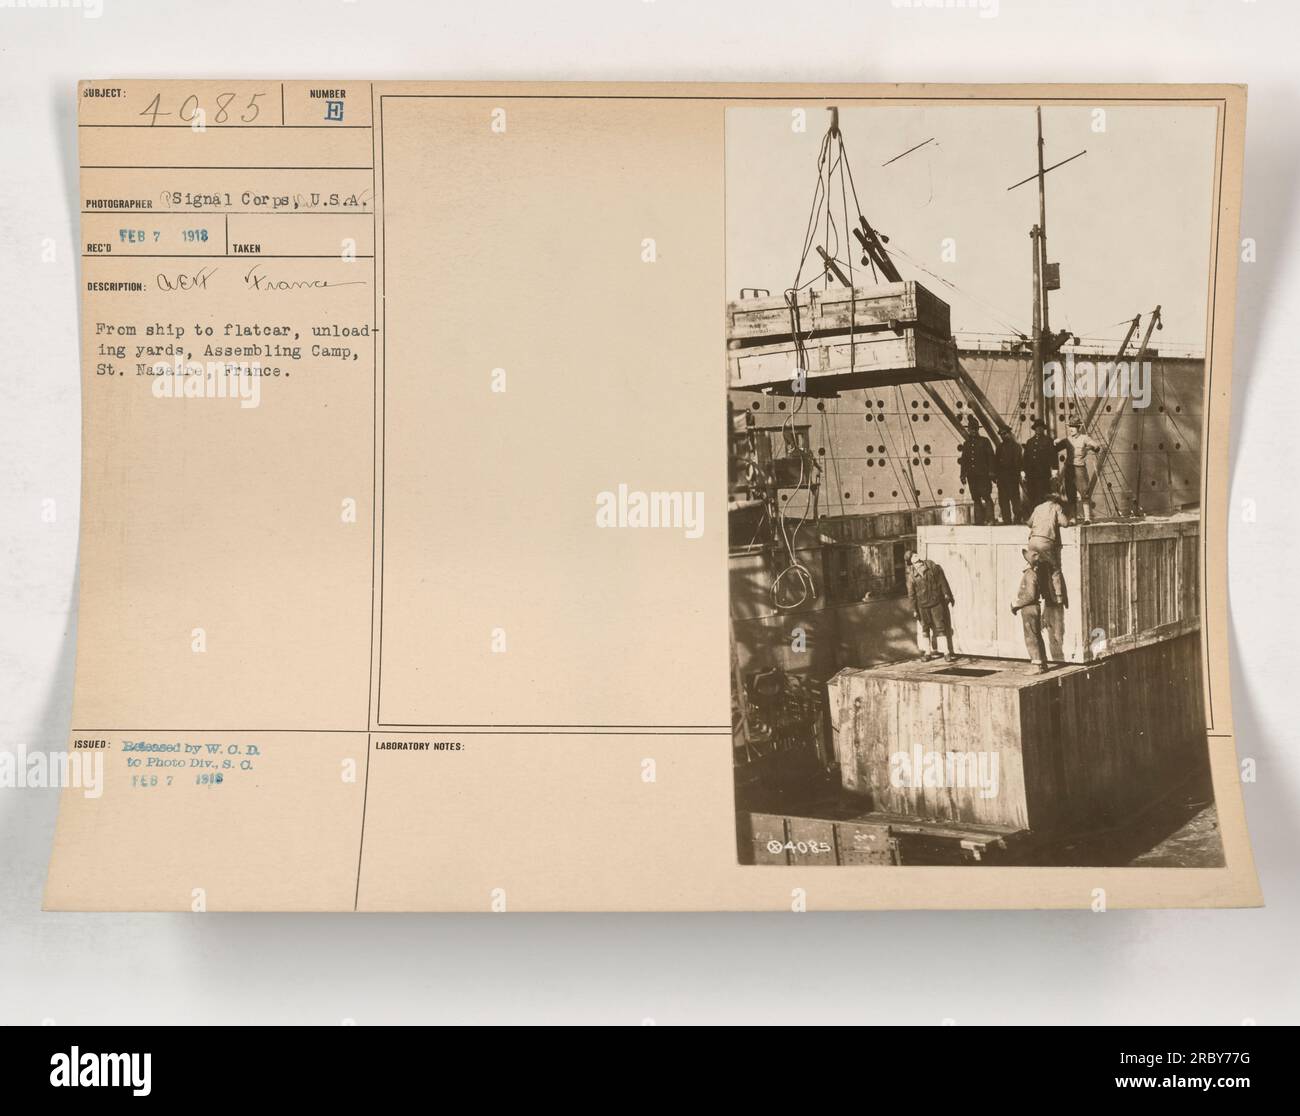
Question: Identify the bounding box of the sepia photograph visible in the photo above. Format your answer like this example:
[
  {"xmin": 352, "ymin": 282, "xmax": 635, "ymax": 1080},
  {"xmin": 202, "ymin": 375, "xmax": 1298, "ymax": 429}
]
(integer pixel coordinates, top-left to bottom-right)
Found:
[{"xmin": 728, "ymin": 102, "xmax": 1221, "ymax": 868}]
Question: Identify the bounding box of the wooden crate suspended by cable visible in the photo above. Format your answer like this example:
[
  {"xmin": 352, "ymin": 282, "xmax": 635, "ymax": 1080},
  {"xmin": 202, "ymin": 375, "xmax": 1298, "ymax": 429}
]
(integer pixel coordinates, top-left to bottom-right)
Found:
[
  {"xmin": 726, "ymin": 280, "xmax": 957, "ymax": 395},
  {"xmin": 727, "ymin": 280, "xmax": 950, "ymax": 342}
]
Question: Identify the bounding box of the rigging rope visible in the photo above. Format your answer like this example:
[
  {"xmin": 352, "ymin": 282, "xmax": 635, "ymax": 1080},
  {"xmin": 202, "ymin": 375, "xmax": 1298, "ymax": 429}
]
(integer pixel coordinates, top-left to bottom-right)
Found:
[{"xmin": 770, "ymin": 118, "xmax": 873, "ymax": 607}]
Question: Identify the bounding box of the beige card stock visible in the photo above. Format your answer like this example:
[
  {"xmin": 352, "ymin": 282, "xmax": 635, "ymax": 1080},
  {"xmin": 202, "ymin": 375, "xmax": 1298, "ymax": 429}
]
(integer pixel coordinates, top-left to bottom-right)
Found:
[{"xmin": 45, "ymin": 82, "xmax": 1259, "ymax": 911}]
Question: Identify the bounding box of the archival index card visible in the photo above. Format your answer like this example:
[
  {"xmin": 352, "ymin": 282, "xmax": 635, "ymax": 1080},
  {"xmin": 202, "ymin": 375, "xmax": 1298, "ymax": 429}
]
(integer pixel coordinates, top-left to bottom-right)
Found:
[{"xmin": 46, "ymin": 82, "xmax": 1259, "ymax": 911}]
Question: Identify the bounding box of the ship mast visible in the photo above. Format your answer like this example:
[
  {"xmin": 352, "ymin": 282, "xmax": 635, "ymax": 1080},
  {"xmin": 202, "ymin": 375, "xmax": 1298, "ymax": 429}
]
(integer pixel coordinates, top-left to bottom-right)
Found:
[
  {"xmin": 1035, "ymin": 108, "xmax": 1053, "ymax": 434},
  {"xmin": 1009, "ymin": 107, "xmax": 1085, "ymax": 438}
]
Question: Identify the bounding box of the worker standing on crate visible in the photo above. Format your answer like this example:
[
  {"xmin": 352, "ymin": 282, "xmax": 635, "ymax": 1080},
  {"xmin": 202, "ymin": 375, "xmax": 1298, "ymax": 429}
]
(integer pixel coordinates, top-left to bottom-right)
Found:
[
  {"xmin": 1026, "ymin": 491, "xmax": 1071, "ymax": 611},
  {"xmin": 1010, "ymin": 548, "xmax": 1051, "ymax": 674},
  {"xmin": 994, "ymin": 434, "xmax": 1023, "ymax": 525},
  {"xmin": 1021, "ymin": 418, "xmax": 1057, "ymax": 511},
  {"xmin": 1062, "ymin": 417, "xmax": 1105, "ymax": 523},
  {"xmin": 958, "ymin": 414, "xmax": 995, "ymax": 525},
  {"xmin": 908, "ymin": 552, "xmax": 958, "ymax": 663}
]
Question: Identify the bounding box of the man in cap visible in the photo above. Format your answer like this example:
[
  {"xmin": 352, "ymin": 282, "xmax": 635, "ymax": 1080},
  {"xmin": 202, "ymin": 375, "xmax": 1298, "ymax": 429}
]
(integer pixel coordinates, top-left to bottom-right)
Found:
[
  {"xmin": 1062, "ymin": 416, "xmax": 1104, "ymax": 522},
  {"xmin": 1010, "ymin": 548, "xmax": 1050, "ymax": 674},
  {"xmin": 908, "ymin": 551, "xmax": 957, "ymax": 663},
  {"xmin": 1026, "ymin": 489, "xmax": 1071, "ymax": 613},
  {"xmin": 1026, "ymin": 490, "xmax": 1070, "ymax": 566},
  {"xmin": 958, "ymin": 414, "xmax": 995, "ymax": 525},
  {"xmin": 1021, "ymin": 418, "xmax": 1057, "ymax": 511}
]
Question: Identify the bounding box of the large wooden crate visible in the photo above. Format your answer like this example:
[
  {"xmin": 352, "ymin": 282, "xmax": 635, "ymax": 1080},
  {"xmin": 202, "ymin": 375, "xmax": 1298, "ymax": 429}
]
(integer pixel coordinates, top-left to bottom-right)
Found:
[
  {"xmin": 915, "ymin": 514, "xmax": 1199, "ymax": 662},
  {"xmin": 726, "ymin": 280, "xmax": 955, "ymax": 394},
  {"xmin": 820, "ymin": 505, "xmax": 975, "ymax": 546},
  {"xmin": 820, "ymin": 536, "xmax": 909, "ymax": 598},
  {"xmin": 826, "ymin": 635, "xmax": 1208, "ymax": 833},
  {"xmin": 819, "ymin": 508, "xmax": 915, "ymax": 543},
  {"xmin": 726, "ymin": 281, "xmax": 951, "ymax": 344},
  {"xmin": 913, "ymin": 502, "xmax": 976, "ymax": 529},
  {"xmin": 729, "ymin": 328, "xmax": 957, "ymax": 394},
  {"xmin": 819, "ymin": 504, "xmax": 977, "ymax": 544}
]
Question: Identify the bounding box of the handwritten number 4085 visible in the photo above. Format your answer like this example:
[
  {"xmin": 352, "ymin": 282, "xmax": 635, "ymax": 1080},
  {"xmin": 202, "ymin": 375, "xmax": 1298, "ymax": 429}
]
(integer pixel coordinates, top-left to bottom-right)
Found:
[{"xmin": 138, "ymin": 92, "xmax": 267, "ymax": 126}]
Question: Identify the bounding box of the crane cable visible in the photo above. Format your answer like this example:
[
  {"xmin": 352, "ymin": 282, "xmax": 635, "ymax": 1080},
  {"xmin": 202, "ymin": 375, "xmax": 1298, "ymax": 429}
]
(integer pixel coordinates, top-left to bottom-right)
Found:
[{"xmin": 771, "ymin": 118, "xmax": 868, "ymax": 610}]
